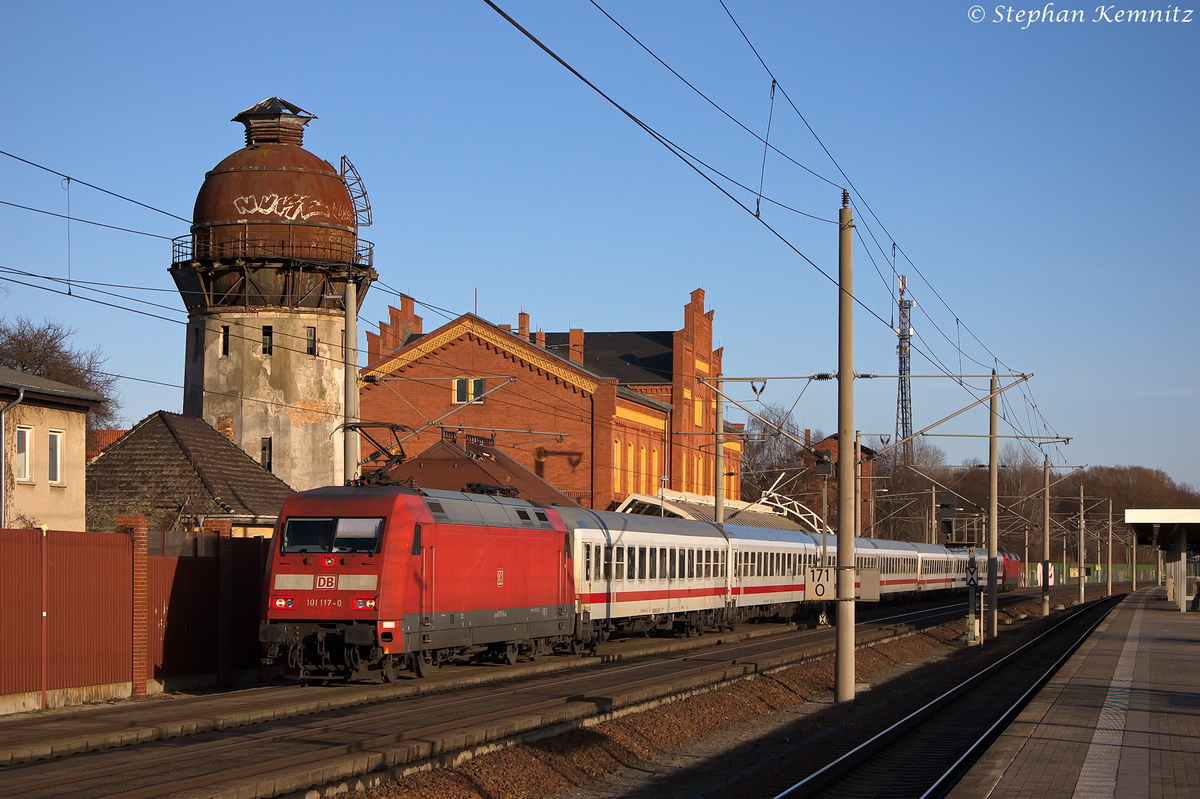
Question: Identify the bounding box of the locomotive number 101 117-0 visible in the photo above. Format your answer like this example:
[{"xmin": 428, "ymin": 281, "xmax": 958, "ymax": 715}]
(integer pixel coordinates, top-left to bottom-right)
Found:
[{"xmin": 307, "ymin": 598, "xmax": 343, "ymax": 608}]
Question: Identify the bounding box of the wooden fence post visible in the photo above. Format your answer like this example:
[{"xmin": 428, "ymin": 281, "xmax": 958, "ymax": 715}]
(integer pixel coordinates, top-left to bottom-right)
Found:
[{"xmin": 117, "ymin": 515, "xmax": 149, "ymax": 697}]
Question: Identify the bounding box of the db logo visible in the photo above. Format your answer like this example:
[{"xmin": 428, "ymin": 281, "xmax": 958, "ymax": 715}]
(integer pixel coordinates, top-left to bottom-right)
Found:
[
  {"xmin": 316, "ymin": 575, "xmax": 337, "ymax": 590},
  {"xmin": 497, "ymin": 569, "xmax": 504, "ymax": 586}
]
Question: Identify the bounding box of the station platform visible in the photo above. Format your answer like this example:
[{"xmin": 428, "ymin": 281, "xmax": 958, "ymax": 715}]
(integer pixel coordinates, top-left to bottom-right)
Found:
[{"xmin": 953, "ymin": 587, "xmax": 1200, "ymax": 798}]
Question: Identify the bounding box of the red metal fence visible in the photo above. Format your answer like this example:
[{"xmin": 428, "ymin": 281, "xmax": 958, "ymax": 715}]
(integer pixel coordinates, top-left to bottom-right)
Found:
[{"xmin": 0, "ymin": 520, "xmax": 270, "ymax": 711}]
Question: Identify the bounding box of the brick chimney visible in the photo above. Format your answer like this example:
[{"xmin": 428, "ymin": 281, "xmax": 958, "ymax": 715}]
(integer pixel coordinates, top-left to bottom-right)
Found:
[
  {"xmin": 217, "ymin": 416, "xmax": 235, "ymax": 442},
  {"xmin": 500, "ymin": 323, "xmax": 511, "ymax": 332},
  {"xmin": 569, "ymin": 328, "xmax": 584, "ymax": 364},
  {"xmin": 535, "ymin": 328, "xmax": 546, "ymax": 347},
  {"xmin": 518, "ymin": 312, "xmax": 530, "ymax": 340}
]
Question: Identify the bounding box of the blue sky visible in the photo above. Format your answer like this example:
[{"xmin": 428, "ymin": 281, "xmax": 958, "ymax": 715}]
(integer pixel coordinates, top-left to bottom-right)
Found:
[{"xmin": 1, "ymin": 2, "xmax": 1196, "ymax": 487}]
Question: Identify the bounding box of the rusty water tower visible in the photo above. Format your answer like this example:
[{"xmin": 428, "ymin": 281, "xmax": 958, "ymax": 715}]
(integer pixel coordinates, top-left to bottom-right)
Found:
[{"xmin": 170, "ymin": 97, "xmax": 376, "ymax": 490}]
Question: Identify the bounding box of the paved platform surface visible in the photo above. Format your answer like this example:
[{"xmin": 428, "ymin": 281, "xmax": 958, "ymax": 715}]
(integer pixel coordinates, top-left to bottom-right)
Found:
[{"xmin": 953, "ymin": 588, "xmax": 1200, "ymax": 799}]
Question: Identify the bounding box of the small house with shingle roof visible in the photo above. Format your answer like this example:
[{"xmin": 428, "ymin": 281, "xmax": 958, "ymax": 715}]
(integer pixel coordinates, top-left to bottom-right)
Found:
[{"xmin": 87, "ymin": 411, "xmax": 293, "ymax": 537}]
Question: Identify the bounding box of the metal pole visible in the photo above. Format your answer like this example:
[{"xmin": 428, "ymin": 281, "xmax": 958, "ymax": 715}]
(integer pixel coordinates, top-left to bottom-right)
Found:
[
  {"xmin": 930, "ymin": 486, "xmax": 937, "ymax": 545},
  {"xmin": 1024, "ymin": 524, "xmax": 1029, "ymax": 588},
  {"xmin": 1042, "ymin": 457, "xmax": 1050, "ymax": 616},
  {"xmin": 1107, "ymin": 498, "xmax": 1113, "ymax": 596},
  {"xmin": 987, "ymin": 373, "xmax": 998, "ymax": 639},
  {"xmin": 1078, "ymin": 482, "xmax": 1085, "ymax": 605},
  {"xmin": 854, "ymin": 430, "xmax": 862, "ymax": 539},
  {"xmin": 821, "ymin": 476, "xmax": 829, "ymax": 565},
  {"xmin": 1177, "ymin": 527, "xmax": 1187, "ymax": 612},
  {"xmin": 343, "ymin": 277, "xmax": 359, "ymax": 484},
  {"xmin": 1131, "ymin": 531, "xmax": 1137, "ymax": 592},
  {"xmin": 714, "ymin": 374, "xmax": 724, "ymax": 524},
  {"xmin": 835, "ymin": 192, "xmax": 856, "ymax": 704}
]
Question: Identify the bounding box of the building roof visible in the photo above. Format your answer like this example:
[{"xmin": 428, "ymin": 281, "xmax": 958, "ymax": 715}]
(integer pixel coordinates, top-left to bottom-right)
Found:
[
  {"xmin": 544, "ymin": 331, "xmax": 674, "ymax": 385},
  {"xmin": 0, "ymin": 365, "xmax": 105, "ymax": 409},
  {"xmin": 87, "ymin": 411, "xmax": 293, "ymax": 532},
  {"xmin": 86, "ymin": 429, "xmax": 128, "ymax": 462},
  {"xmin": 384, "ymin": 438, "xmax": 583, "ymax": 508}
]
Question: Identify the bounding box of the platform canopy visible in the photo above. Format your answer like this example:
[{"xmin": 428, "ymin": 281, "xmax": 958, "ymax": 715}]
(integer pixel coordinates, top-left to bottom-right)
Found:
[{"xmin": 1125, "ymin": 509, "xmax": 1200, "ymax": 550}]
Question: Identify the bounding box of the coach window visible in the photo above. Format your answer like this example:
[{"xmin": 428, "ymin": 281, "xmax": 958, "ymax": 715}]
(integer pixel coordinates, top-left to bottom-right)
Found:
[
  {"xmin": 638, "ymin": 547, "xmax": 647, "ymax": 579},
  {"xmin": 704, "ymin": 550, "xmax": 712, "ymax": 578},
  {"xmin": 648, "ymin": 548, "xmax": 657, "ymax": 579},
  {"xmin": 720, "ymin": 550, "xmax": 726, "ymax": 577},
  {"xmin": 669, "ymin": 548, "xmax": 677, "ymax": 579},
  {"xmin": 626, "ymin": 546, "xmax": 635, "ymax": 580},
  {"xmin": 615, "ymin": 547, "xmax": 625, "ymax": 580},
  {"xmin": 678, "ymin": 549, "xmax": 686, "ymax": 580},
  {"xmin": 687, "ymin": 549, "xmax": 695, "ymax": 579},
  {"xmin": 660, "ymin": 548, "xmax": 668, "ymax": 579},
  {"xmin": 603, "ymin": 546, "xmax": 613, "ymax": 580}
]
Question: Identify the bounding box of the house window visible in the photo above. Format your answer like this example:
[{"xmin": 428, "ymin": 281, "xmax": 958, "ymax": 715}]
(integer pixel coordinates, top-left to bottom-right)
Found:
[
  {"xmin": 305, "ymin": 326, "xmax": 317, "ymax": 356},
  {"xmin": 262, "ymin": 325, "xmax": 273, "ymax": 356},
  {"xmin": 453, "ymin": 377, "xmax": 484, "ymax": 404},
  {"xmin": 47, "ymin": 430, "xmax": 63, "ymax": 484},
  {"xmin": 260, "ymin": 437, "xmax": 273, "ymax": 472},
  {"xmin": 221, "ymin": 325, "xmax": 230, "ymax": 357},
  {"xmin": 15, "ymin": 426, "xmax": 31, "ymax": 481}
]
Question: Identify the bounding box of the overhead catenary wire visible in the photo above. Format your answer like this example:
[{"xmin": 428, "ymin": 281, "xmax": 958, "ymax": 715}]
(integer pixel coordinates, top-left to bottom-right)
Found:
[
  {"xmin": 587, "ymin": 0, "xmax": 842, "ymax": 191},
  {"xmin": 0, "ymin": 149, "xmax": 191, "ymax": 223},
  {"xmin": 0, "ymin": 200, "xmax": 175, "ymax": 239},
  {"xmin": 482, "ymin": 3, "xmax": 1036, "ymax": 412}
]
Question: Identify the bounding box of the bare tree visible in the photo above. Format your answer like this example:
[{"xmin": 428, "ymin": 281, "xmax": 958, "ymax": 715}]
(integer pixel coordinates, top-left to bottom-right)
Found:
[
  {"xmin": 0, "ymin": 316, "xmax": 122, "ymax": 429},
  {"xmin": 739, "ymin": 403, "xmax": 813, "ymax": 502}
]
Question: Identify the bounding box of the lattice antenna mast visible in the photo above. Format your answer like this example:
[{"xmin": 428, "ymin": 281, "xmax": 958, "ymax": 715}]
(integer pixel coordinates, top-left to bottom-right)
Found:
[{"xmin": 895, "ymin": 275, "xmax": 915, "ymax": 464}]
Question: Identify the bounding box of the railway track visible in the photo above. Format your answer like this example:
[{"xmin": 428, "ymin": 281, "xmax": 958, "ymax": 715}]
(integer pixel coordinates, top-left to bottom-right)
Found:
[
  {"xmin": 0, "ymin": 587, "xmax": 1095, "ymax": 798},
  {"xmin": 760, "ymin": 594, "xmax": 1122, "ymax": 799}
]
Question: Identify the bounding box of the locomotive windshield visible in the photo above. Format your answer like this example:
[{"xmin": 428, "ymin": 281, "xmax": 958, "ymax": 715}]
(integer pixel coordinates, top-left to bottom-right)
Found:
[{"xmin": 280, "ymin": 517, "xmax": 384, "ymax": 554}]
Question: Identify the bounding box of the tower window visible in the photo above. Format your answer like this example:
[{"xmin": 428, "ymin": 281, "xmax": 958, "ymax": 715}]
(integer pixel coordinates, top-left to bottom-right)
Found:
[
  {"xmin": 262, "ymin": 325, "xmax": 273, "ymax": 355},
  {"xmin": 260, "ymin": 437, "xmax": 273, "ymax": 472},
  {"xmin": 453, "ymin": 377, "xmax": 485, "ymax": 404},
  {"xmin": 221, "ymin": 326, "xmax": 230, "ymax": 357},
  {"xmin": 191, "ymin": 326, "xmax": 203, "ymax": 362},
  {"xmin": 306, "ymin": 326, "xmax": 317, "ymax": 356}
]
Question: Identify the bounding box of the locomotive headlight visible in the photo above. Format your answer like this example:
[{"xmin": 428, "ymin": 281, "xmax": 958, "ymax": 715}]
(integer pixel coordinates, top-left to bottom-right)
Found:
[
  {"xmin": 354, "ymin": 597, "xmax": 378, "ymax": 609},
  {"xmin": 273, "ymin": 596, "xmax": 295, "ymax": 609}
]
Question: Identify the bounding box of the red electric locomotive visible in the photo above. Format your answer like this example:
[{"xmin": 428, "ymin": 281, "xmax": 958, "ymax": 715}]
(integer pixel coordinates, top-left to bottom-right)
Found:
[{"xmin": 259, "ymin": 485, "xmax": 579, "ymax": 680}]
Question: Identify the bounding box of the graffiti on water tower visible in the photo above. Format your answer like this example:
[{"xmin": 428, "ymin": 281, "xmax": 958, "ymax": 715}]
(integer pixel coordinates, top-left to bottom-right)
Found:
[{"xmin": 234, "ymin": 193, "xmax": 352, "ymax": 224}]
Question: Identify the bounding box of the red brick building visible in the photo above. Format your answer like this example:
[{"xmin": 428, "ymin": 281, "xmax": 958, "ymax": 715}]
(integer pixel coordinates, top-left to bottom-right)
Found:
[{"xmin": 358, "ymin": 289, "xmax": 741, "ymax": 510}]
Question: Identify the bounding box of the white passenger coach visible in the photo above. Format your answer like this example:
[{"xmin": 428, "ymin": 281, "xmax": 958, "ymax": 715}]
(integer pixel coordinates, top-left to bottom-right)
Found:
[{"xmin": 557, "ymin": 507, "xmax": 978, "ymax": 638}]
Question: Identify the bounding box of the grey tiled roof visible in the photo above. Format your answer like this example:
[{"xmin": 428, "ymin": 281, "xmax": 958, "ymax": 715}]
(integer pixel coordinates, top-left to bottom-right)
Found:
[
  {"xmin": 86, "ymin": 411, "xmax": 292, "ymax": 532},
  {"xmin": 0, "ymin": 365, "xmax": 105, "ymax": 405},
  {"xmin": 544, "ymin": 331, "xmax": 674, "ymax": 385}
]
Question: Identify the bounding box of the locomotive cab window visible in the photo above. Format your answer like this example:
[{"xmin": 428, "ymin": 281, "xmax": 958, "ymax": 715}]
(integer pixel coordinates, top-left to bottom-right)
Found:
[{"xmin": 281, "ymin": 517, "xmax": 384, "ymax": 554}]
